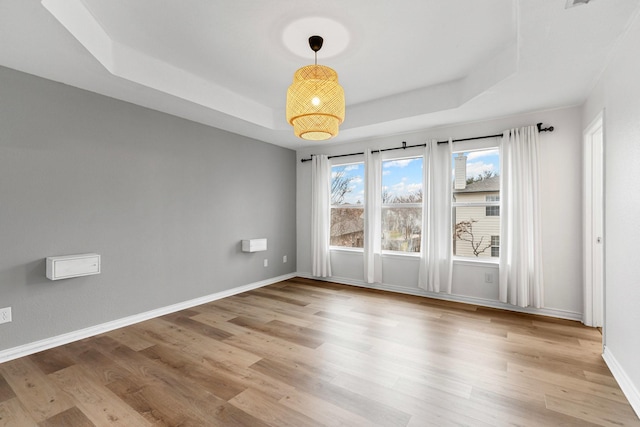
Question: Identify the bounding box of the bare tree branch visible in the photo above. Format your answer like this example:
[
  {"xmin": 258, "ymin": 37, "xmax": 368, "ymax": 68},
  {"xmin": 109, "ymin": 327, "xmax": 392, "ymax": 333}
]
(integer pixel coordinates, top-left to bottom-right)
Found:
[{"xmin": 454, "ymin": 219, "xmax": 492, "ymax": 256}]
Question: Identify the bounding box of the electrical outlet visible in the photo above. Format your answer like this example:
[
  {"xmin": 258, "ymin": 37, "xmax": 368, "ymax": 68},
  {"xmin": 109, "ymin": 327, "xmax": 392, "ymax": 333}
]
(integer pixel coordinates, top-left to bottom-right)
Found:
[
  {"xmin": 485, "ymin": 273, "xmax": 493, "ymax": 283},
  {"xmin": 264, "ymin": 259, "xmax": 268, "ymax": 267},
  {"xmin": 283, "ymin": 255, "xmax": 287, "ymax": 263},
  {"xmin": 0, "ymin": 307, "xmax": 12, "ymax": 324}
]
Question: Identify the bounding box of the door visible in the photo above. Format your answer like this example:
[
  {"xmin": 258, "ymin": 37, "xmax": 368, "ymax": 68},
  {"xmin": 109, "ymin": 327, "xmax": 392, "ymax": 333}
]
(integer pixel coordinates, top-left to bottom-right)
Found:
[{"xmin": 583, "ymin": 112, "xmax": 604, "ymax": 328}]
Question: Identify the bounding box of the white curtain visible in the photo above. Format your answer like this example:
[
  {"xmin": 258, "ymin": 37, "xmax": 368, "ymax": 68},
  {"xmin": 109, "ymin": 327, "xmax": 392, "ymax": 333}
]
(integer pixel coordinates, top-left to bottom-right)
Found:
[
  {"xmin": 311, "ymin": 154, "xmax": 332, "ymax": 277},
  {"xmin": 499, "ymin": 126, "xmax": 543, "ymax": 307},
  {"xmin": 364, "ymin": 149, "xmax": 382, "ymax": 283},
  {"xmin": 418, "ymin": 139, "xmax": 453, "ymax": 293}
]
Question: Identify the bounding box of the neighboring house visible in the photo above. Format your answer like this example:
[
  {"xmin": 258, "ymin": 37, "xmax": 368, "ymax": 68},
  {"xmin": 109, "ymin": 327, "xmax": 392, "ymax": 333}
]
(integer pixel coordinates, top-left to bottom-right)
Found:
[
  {"xmin": 453, "ymin": 175, "xmax": 500, "ymax": 258},
  {"xmin": 330, "ymin": 206, "xmax": 364, "ymax": 248}
]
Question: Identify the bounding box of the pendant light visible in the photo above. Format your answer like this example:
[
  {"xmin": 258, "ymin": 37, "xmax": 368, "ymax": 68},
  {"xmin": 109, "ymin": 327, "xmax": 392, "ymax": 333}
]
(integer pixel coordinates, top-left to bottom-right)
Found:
[{"xmin": 286, "ymin": 35, "xmax": 345, "ymax": 141}]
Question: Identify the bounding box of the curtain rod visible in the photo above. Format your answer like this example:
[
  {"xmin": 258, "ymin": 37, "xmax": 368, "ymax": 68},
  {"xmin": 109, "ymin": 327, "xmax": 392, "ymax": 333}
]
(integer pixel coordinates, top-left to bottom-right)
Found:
[{"xmin": 300, "ymin": 122, "xmax": 554, "ymax": 163}]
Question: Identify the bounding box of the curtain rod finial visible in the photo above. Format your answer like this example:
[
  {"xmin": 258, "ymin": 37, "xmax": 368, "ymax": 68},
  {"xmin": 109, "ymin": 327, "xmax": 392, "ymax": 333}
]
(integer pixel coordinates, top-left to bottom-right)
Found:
[{"xmin": 537, "ymin": 123, "xmax": 555, "ymax": 133}]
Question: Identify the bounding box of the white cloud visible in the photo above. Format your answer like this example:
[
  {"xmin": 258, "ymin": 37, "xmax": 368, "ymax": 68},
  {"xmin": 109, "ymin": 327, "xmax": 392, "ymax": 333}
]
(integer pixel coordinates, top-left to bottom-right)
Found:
[
  {"xmin": 384, "ymin": 158, "xmax": 417, "ymax": 168},
  {"xmin": 466, "ymin": 149, "xmax": 499, "ymax": 161},
  {"xmin": 347, "ymin": 182, "xmax": 363, "ymax": 193},
  {"xmin": 332, "ymin": 164, "xmax": 362, "ymax": 180},
  {"xmin": 388, "ymin": 181, "xmax": 422, "ymax": 197},
  {"xmin": 466, "ymin": 161, "xmax": 496, "ymax": 178},
  {"xmin": 406, "ymin": 183, "xmax": 422, "ymax": 193},
  {"xmin": 343, "ymin": 189, "xmax": 363, "ymax": 204},
  {"xmin": 392, "ymin": 182, "xmax": 405, "ymax": 191}
]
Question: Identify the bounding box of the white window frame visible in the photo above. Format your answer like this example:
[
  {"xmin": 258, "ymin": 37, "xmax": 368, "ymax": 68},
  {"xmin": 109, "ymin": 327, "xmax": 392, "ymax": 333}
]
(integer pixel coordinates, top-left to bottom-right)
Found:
[
  {"xmin": 451, "ymin": 139, "xmax": 501, "ymax": 264},
  {"xmin": 329, "ymin": 156, "xmax": 365, "ymax": 252},
  {"xmin": 491, "ymin": 235, "xmax": 500, "ymax": 257},
  {"xmin": 485, "ymin": 195, "xmax": 500, "ymax": 216},
  {"xmin": 380, "ymin": 149, "xmax": 424, "ymax": 256}
]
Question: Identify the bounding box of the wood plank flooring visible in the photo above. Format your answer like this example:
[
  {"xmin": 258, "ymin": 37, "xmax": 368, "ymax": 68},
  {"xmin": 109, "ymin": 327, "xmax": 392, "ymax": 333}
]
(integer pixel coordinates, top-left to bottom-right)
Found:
[{"xmin": 1, "ymin": 277, "xmax": 638, "ymax": 426}]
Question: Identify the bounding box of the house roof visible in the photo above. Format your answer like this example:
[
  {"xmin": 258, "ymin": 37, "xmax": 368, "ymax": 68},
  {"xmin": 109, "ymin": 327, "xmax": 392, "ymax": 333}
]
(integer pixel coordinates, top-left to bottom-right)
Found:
[{"xmin": 454, "ymin": 176, "xmax": 500, "ymax": 193}]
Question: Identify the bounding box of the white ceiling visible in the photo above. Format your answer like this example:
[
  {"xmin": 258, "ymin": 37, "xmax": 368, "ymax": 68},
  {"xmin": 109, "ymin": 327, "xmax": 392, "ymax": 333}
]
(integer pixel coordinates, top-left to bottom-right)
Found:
[{"xmin": 1, "ymin": 0, "xmax": 638, "ymax": 149}]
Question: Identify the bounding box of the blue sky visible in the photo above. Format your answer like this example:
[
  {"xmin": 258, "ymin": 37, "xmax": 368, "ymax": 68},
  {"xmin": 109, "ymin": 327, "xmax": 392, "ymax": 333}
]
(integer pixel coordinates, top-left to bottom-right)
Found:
[
  {"xmin": 332, "ymin": 157, "xmax": 423, "ymax": 204},
  {"xmin": 453, "ymin": 149, "xmax": 500, "ymax": 180},
  {"xmin": 382, "ymin": 157, "xmax": 423, "ymax": 200},
  {"xmin": 331, "ymin": 148, "xmax": 499, "ymax": 204},
  {"xmin": 332, "ymin": 163, "xmax": 364, "ymax": 204}
]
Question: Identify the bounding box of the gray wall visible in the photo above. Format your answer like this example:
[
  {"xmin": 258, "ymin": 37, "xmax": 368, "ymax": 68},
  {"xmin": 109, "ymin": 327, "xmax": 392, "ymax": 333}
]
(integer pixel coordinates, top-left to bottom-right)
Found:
[
  {"xmin": 0, "ymin": 66, "xmax": 296, "ymax": 351},
  {"xmin": 584, "ymin": 13, "xmax": 640, "ymax": 409}
]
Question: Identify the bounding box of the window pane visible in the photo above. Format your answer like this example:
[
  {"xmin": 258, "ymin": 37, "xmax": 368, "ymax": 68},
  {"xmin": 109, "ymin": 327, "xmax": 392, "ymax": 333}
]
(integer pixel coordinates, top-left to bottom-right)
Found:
[
  {"xmin": 382, "ymin": 157, "xmax": 423, "ymax": 204},
  {"xmin": 485, "ymin": 195, "xmax": 500, "ymax": 216},
  {"xmin": 381, "ymin": 156, "xmax": 423, "ymax": 252},
  {"xmin": 331, "ymin": 163, "xmax": 364, "ymax": 205},
  {"xmin": 382, "ymin": 206, "xmax": 422, "ymax": 252},
  {"xmin": 452, "ymin": 149, "xmax": 500, "ymax": 196},
  {"xmin": 452, "ymin": 148, "xmax": 500, "ymax": 259},
  {"xmin": 331, "ymin": 163, "xmax": 364, "ymax": 248},
  {"xmin": 491, "ymin": 235, "xmax": 500, "ymax": 257},
  {"xmin": 453, "ymin": 206, "xmax": 500, "ymax": 258},
  {"xmin": 330, "ymin": 207, "xmax": 364, "ymax": 248},
  {"xmin": 486, "ymin": 205, "xmax": 500, "ymax": 216}
]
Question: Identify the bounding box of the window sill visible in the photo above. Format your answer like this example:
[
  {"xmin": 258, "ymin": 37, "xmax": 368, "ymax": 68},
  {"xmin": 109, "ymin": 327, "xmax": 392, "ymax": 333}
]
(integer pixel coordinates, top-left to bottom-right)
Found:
[
  {"xmin": 330, "ymin": 247, "xmax": 363, "ymax": 254},
  {"xmin": 382, "ymin": 251, "xmax": 420, "ymax": 259},
  {"xmin": 329, "ymin": 248, "xmax": 421, "ymax": 258},
  {"xmin": 329, "ymin": 250, "xmax": 499, "ymax": 266},
  {"xmin": 452, "ymin": 257, "xmax": 499, "ymax": 267}
]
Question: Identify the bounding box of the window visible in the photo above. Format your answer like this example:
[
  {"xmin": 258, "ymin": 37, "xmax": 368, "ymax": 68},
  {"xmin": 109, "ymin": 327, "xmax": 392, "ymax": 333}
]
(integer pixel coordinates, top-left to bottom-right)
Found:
[
  {"xmin": 491, "ymin": 235, "xmax": 500, "ymax": 257},
  {"xmin": 329, "ymin": 156, "xmax": 424, "ymax": 252},
  {"xmin": 486, "ymin": 195, "xmax": 500, "ymax": 216},
  {"xmin": 381, "ymin": 157, "xmax": 423, "ymax": 252},
  {"xmin": 330, "ymin": 163, "xmax": 364, "ymax": 248},
  {"xmin": 452, "ymin": 148, "xmax": 500, "ymax": 258}
]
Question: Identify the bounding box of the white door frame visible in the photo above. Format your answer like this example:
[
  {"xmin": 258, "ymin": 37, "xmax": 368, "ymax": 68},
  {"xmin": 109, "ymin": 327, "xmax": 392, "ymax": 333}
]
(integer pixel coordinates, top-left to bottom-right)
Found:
[{"xmin": 583, "ymin": 111, "xmax": 604, "ymax": 328}]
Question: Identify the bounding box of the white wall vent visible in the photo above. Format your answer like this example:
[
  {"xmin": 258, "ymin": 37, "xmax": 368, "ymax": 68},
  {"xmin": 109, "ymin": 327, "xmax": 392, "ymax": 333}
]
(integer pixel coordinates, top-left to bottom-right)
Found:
[
  {"xmin": 242, "ymin": 238, "xmax": 267, "ymax": 252},
  {"xmin": 46, "ymin": 253, "xmax": 101, "ymax": 280}
]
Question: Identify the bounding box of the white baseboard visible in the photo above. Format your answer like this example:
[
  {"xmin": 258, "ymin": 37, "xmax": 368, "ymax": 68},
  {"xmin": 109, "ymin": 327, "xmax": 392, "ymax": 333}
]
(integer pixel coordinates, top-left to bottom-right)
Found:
[
  {"xmin": 296, "ymin": 273, "xmax": 582, "ymax": 321},
  {"xmin": 603, "ymin": 346, "xmax": 640, "ymax": 419},
  {"xmin": 0, "ymin": 273, "xmax": 295, "ymax": 364}
]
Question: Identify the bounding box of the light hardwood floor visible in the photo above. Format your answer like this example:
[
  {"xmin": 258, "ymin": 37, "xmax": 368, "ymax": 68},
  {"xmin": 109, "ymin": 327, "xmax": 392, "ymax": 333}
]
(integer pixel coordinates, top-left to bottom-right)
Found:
[{"xmin": 0, "ymin": 277, "xmax": 638, "ymax": 426}]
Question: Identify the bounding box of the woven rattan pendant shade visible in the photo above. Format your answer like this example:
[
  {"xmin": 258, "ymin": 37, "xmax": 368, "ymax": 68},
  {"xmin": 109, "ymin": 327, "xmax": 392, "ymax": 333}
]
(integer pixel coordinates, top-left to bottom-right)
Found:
[{"xmin": 286, "ymin": 37, "xmax": 345, "ymax": 141}]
